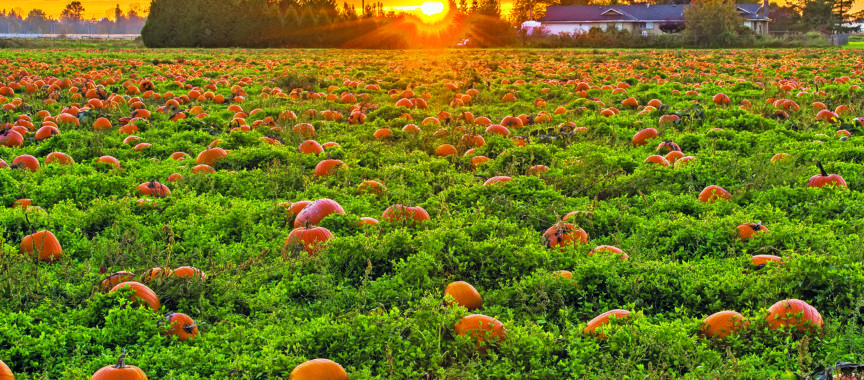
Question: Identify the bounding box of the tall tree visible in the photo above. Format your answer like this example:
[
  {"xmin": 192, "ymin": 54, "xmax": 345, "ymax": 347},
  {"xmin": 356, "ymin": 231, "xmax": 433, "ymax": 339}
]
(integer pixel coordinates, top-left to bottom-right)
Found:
[
  {"xmin": 60, "ymin": 1, "xmax": 85, "ymax": 22},
  {"xmin": 26, "ymin": 9, "xmax": 49, "ymax": 33},
  {"xmin": 683, "ymin": 0, "xmax": 742, "ymax": 46}
]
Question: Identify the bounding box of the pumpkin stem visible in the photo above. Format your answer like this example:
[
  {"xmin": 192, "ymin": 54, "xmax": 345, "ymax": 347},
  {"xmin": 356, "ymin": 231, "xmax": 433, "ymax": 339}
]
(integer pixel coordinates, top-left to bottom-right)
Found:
[
  {"xmin": 814, "ymin": 160, "xmax": 828, "ymax": 177},
  {"xmin": 183, "ymin": 323, "xmax": 197, "ymax": 334},
  {"xmin": 114, "ymin": 349, "xmax": 128, "ymax": 369},
  {"xmin": 305, "ymin": 219, "xmax": 311, "ymax": 230}
]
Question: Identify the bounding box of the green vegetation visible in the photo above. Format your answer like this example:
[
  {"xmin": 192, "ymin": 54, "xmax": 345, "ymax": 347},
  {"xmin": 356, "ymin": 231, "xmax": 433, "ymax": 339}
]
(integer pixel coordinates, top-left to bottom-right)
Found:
[{"xmin": 0, "ymin": 48, "xmax": 863, "ymax": 379}]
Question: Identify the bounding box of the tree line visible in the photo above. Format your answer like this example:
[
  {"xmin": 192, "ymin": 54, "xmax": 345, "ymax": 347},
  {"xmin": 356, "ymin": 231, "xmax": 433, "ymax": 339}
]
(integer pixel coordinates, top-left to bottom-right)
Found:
[
  {"xmin": 141, "ymin": 0, "xmax": 513, "ymax": 48},
  {"xmin": 0, "ymin": 2, "xmax": 145, "ymax": 35}
]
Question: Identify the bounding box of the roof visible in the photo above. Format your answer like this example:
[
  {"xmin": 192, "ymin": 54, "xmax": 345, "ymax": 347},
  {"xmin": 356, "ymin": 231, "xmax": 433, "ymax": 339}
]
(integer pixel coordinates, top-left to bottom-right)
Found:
[{"xmin": 538, "ymin": 3, "xmax": 766, "ymax": 23}]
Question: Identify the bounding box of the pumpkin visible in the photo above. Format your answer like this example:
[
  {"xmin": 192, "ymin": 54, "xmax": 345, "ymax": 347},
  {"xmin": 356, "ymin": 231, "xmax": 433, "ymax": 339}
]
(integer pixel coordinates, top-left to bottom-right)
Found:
[
  {"xmin": 589, "ymin": 245, "xmax": 628, "ymax": 260},
  {"xmin": 298, "ymin": 140, "xmax": 324, "ymax": 154},
  {"xmin": 171, "ymin": 266, "xmax": 206, "ymax": 280},
  {"xmin": 91, "ymin": 350, "xmax": 147, "ymax": 380},
  {"xmin": 808, "ymin": 161, "xmax": 847, "ymax": 188},
  {"xmin": 766, "ymin": 299, "xmax": 823, "ymax": 333},
  {"xmin": 542, "ymin": 222, "xmax": 588, "ymax": 250},
  {"xmin": 0, "ymin": 359, "xmax": 11, "ymax": 380},
  {"xmin": 527, "ymin": 164, "xmax": 549, "ymax": 176},
  {"xmin": 644, "ymin": 155, "xmax": 669, "ymax": 166},
  {"xmin": 11, "ymin": 155, "xmax": 39, "ymax": 172},
  {"xmin": 20, "ymin": 230, "xmax": 63, "ymax": 262},
  {"xmin": 656, "ymin": 140, "xmax": 681, "ymax": 153},
  {"xmin": 553, "ymin": 270, "xmax": 573, "ymax": 280},
  {"xmin": 285, "ymin": 225, "xmax": 333, "ymax": 254},
  {"xmin": 664, "ymin": 151, "xmax": 684, "ymax": 164},
  {"xmin": 698, "ymin": 185, "xmax": 731, "ymax": 203},
  {"xmin": 192, "ymin": 164, "xmax": 215, "ymax": 174},
  {"xmin": 13, "ymin": 199, "xmax": 31, "ymax": 209},
  {"xmin": 285, "ymin": 200, "xmax": 313, "ymax": 224},
  {"xmin": 170, "ymin": 152, "xmax": 190, "ymax": 161},
  {"xmin": 165, "ymin": 313, "xmax": 199, "ymax": 341},
  {"xmin": 701, "ymin": 310, "xmax": 747, "ymax": 339},
  {"xmin": 632, "ymin": 128, "xmax": 658, "ymax": 146},
  {"xmin": 435, "ymin": 144, "xmax": 457, "ymax": 157},
  {"xmin": 584, "ymin": 309, "xmax": 630, "ymax": 338},
  {"xmin": 712, "ymin": 93, "xmax": 731, "ymax": 106},
  {"xmin": 444, "ymin": 281, "xmax": 483, "ymax": 310},
  {"xmin": 134, "ymin": 181, "xmax": 171, "ymax": 198},
  {"xmin": 736, "ymin": 223, "xmax": 769, "ymax": 240},
  {"xmin": 770, "ymin": 153, "xmax": 789, "ymax": 163},
  {"xmin": 485, "ymin": 124, "xmax": 510, "ymax": 137},
  {"xmin": 97, "ymin": 156, "xmax": 122, "ymax": 169},
  {"xmin": 313, "ymin": 159, "xmax": 346, "ymax": 177},
  {"xmin": 293, "ymin": 199, "xmax": 345, "ymax": 228},
  {"xmin": 288, "ymin": 359, "xmax": 347, "ymax": 380},
  {"xmin": 751, "ymin": 254, "xmax": 782, "ymax": 266},
  {"xmin": 381, "ymin": 205, "xmax": 430, "ymax": 225},
  {"xmin": 357, "ymin": 180, "xmax": 386, "ymax": 195},
  {"xmin": 110, "ymin": 281, "xmax": 160, "ymax": 312},
  {"xmin": 0, "ymin": 129, "xmax": 24, "ymax": 147},
  {"xmin": 195, "ymin": 147, "xmax": 229, "ymax": 166},
  {"xmin": 483, "ymin": 176, "xmax": 511, "ymax": 186},
  {"xmin": 34, "ymin": 125, "xmax": 60, "ymax": 140},
  {"xmin": 141, "ymin": 268, "xmax": 169, "ymax": 282},
  {"xmin": 100, "ymin": 271, "xmax": 135, "ymax": 292},
  {"xmin": 454, "ymin": 314, "xmax": 506, "ymax": 353},
  {"xmin": 358, "ymin": 217, "xmax": 379, "ymax": 227}
]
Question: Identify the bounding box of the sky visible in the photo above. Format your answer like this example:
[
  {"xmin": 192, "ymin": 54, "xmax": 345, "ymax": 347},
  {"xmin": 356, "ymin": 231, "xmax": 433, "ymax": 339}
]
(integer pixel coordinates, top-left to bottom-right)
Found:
[{"xmin": 0, "ymin": 0, "xmax": 861, "ymax": 20}]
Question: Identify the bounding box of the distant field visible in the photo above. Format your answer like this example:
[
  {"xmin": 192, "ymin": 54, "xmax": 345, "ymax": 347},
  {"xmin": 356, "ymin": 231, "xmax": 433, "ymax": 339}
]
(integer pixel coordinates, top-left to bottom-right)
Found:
[
  {"xmin": 1, "ymin": 48, "xmax": 864, "ymax": 379},
  {"xmin": 845, "ymin": 40, "xmax": 864, "ymax": 49}
]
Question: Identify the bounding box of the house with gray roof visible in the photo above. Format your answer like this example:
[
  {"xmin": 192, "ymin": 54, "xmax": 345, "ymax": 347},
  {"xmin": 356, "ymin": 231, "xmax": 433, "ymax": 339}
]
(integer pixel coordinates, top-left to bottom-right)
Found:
[{"xmin": 535, "ymin": 3, "xmax": 770, "ymax": 36}]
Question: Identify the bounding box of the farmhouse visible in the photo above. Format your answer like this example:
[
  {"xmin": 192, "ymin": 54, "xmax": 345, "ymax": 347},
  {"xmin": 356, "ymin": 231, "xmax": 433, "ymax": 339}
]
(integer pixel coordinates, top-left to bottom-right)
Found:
[{"xmin": 536, "ymin": 3, "xmax": 770, "ymax": 36}]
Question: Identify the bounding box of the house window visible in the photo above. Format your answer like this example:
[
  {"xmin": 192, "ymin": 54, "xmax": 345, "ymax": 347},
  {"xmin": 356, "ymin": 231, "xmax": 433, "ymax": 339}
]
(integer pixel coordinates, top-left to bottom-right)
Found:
[
  {"xmin": 645, "ymin": 22, "xmax": 654, "ymax": 29},
  {"xmin": 615, "ymin": 23, "xmax": 623, "ymax": 30}
]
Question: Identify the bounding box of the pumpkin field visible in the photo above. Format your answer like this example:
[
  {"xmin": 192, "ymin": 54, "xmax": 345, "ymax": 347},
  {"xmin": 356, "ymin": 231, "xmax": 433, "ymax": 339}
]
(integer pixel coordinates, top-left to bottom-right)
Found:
[{"xmin": 2, "ymin": 48, "xmax": 864, "ymax": 379}]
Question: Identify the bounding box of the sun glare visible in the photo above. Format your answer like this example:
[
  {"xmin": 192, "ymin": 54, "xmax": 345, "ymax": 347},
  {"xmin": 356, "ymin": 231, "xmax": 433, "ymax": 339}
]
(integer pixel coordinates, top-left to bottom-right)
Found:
[{"xmin": 417, "ymin": 1, "xmax": 448, "ymax": 23}]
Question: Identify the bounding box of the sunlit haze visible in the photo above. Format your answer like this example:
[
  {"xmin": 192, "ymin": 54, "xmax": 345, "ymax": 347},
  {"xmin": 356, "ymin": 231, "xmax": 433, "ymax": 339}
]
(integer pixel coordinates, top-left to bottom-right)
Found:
[{"xmin": 0, "ymin": 0, "xmax": 860, "ymax": 20}]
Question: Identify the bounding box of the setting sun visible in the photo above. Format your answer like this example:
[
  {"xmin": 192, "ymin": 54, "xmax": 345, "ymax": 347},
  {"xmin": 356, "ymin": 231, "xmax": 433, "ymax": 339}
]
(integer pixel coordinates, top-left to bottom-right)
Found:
[{"xmin": 420, "ymin": 1, "xmax": 444, "ymax": 16}]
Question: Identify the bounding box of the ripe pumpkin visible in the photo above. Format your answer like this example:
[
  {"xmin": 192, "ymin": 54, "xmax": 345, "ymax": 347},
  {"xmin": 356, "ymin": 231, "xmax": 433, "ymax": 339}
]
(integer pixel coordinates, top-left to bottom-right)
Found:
[
  {"xmin": 542, "ymin": 222, "xmax": 588, "ymax": 250},
  {"xmin": 808, "ymin": 161, "xmax": 847, "ymax": 188},
  {"xmin": 358, "ymin": 217, "xmax": 379, "ymax": 227},
  {"xmin": 770, "ymin": 153, "xmax": 790, "ymax": 163},
  {"xmin": 298, "ymin": 140, "xmax": 324, "ymax": 154},
  {"xmin": 527, "ymin": 164, "xmax": 549, "ymax": 176},
  {"xmin": 454, "ymin": 314, "xmax": 506, "ymax": 354},
  {"xmin": 285, "ymin": 225, "xmax": 334, "ymax": 254},
  {"xmin": 293, "ymin": 199, "xmax": 345, "ymax": 228},
  {"xmin": 0, "ymin": 129, "xmax": 24, "ymax": 147},
  {"xmin": 110, "ymin": 281, "xmax": 160, "ymax": 312},
  {"xmin": 141, "ymin": 268, "xmax": 169, "ymax": 282},
  {"xmin": 165, "ymin": 313, "xmax": 199, "ymax": 342},
  {"xmin": 288, "ymin": 359, "xmax": 347, "ymax": 380},
  {"xmin": 698, "ymin": 185, "xmax": 731, "ymax": 203},
  {"xmin": 584, "ymin": 309, "xmax": 630, "ymax": 338},
  {"xmin": 751, "ymin": 254, "xmax": 782, "ymax": 266},
  {"xmin": 766, "ymin": 299, "xmax": 823, "ymax": 333},
  {"xmin": 97, "ymin": 156, "xmax": 121, "ymax": 169},
  {"xmin": 11, "ymin": 155, "xmax": 39, "ymax": 172},
  {"xmin": 632, "ymin": 128, "xmax": 658, "ymax": 146},
  {"xmin": 435, "ymin": 144, "xmax": 457, "ymax": 157},
  {"xmin": 483, "ymin": 176, "xmax": 511, "ymax": 186},
  {"xmin": 20, "ymin": 230, "xmax": 63, "ymax": 262},
  {"xmin": 13, "ymin": 199, "xmax": 31, "ymax": 209},
  {"xmin": 195, "ymin": 147, "xmax": 229, "ymax": 166},
  {"xmin": 357, "ymin": 180, "xmax": 386, "ymax": 195},
  {"xmin": 644, "ymin": 155, "xmax": 669, "ymax": 166},
  {"xmin": 589, "ymin": 245, "xmax": 628, "ymax": 260},
  {"xmin": 736, "ymin": 223, "xmax": 769, "ymax": 240},
  {"xmin": 171, "ymin": 266, "xmax": 206, "ymax": 280},
  {"xmin": 381, "ymin": 205, "xmax": 430, "ymax": 225},
  {"xmin": 701, "ymin": 310, "xmax": 748, "ymax": 339},
  {"xmin": 91, "ymin": 350, "xmax": 147, "ymax": 380},
  {"xmin": 314, "ymin": 159, "xmax": 346, "ymax": 177},
  {"xmin": 444, "ymin": 281, "xmax": 483, "ymax": 311},
  {"xmin": 134, "ymin": 181, "xmax": 171, "ymax": 198},
  {"xmin": 100, "ymin": 271, "xmax": 135, "ymax": 292},
  {"xmin": 0, "ymin": 359, "xmax": 11, "ymax": 380}
]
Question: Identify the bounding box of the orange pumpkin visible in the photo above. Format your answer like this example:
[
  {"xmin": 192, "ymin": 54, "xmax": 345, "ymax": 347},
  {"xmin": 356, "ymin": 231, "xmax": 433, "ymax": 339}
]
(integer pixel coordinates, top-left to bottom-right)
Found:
[
  {"xmin": 11, "ymin": 155, "xmax": 39, "ymax": 172},
  {"xmin": 766, "ymin": 299, "xmax": 823, "ymax": 333},
  {"xmin": 285, "ymin": 225, "xmax": 333, "ymax": 255},
  {"xmin": 701, "ymin": 310, "xmax": 748, "ymax": 339},
  {"xmin": 171, "ymin": 266, "xmax": 206, "ymax": 280},
  {"xmin": 288, "ymin": 359, "xmax": 347, "ymax": 380},
  {"xmin": 381, "ymin": 205, "xmax": 430, "ymax": 225},
  {"xmin": 313, "ymin": 159, "xmax": 347, "ymax": 177},
  {"xmin": 293, "ymin": 199, "xmax": 345, "ymax": 228},
  {"xmin": 165, "ymin": 313, "xmax": 199, "ymax": 342},
  {"xmin": 589, "ymin": 245, "xmax": 628, "ymax": 260},
  {"xmin": 91, "ymin": 350, "xmax": 147, "ymax": 380},
  {"xmin": 454, "ymin": 314, "xmax": 506, "ymax": 353},
  {"xmin": 751, "ymin": 254, "xmax": 783, "ymax": 266},
  {"xmin": 134, "ymin": 181, "xmax": 171, "ymax": 198},
  {"xmin": 0, "ymin": 359, "xmax": 11, "ymax": 380},
  {"xmin": 632, "ymin": 127, "xmax": 658, "ymax": 147},
  {"xmin": 97, "ymin": 156, "xmax": 122, "ymax": 169},
  {"xmin": 736, "ymin": 223, "xmax": 769, "ymax": 240},
  {"xmin": 195, "ymin": 147, "xmax": 229, "ymax": 166},
  {"xmin": 99, "ymin": 271, "xmax": 135, "ymax": 292},
  {"xmin": 110, "ymin": 282, "xmax": 160, "ymax": 312},
  {"xmin": 444, "ymin": 281, "xmax": 483, "ymax": 311},
  {"xmin": 698, "ymin": 185, "xmax": 731, "ymax": 203},
  {"xmin": 20, "ymin": 230, "xmax": 63, "ymax": 262},
  {"xmin": 584, "ymin": 309, "xmax": 630, "ymax": 338},
  {"xmin": 808, "ymin": 161, "xmax": 847, "ymax": 188},
  {"xmin": 542, "ymin": 222, "xmax": 588, "ymax": 250},
  {"xmin": 45, "ymin": 152, "xmax": 74, "ymax": 165}
]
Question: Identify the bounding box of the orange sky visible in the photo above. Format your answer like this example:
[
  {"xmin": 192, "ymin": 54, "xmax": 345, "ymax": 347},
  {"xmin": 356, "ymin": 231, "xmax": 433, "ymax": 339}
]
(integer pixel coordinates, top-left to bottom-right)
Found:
[{"xmin": 0, "ymin": 0, "xmax": 861, "ymax": 20}]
